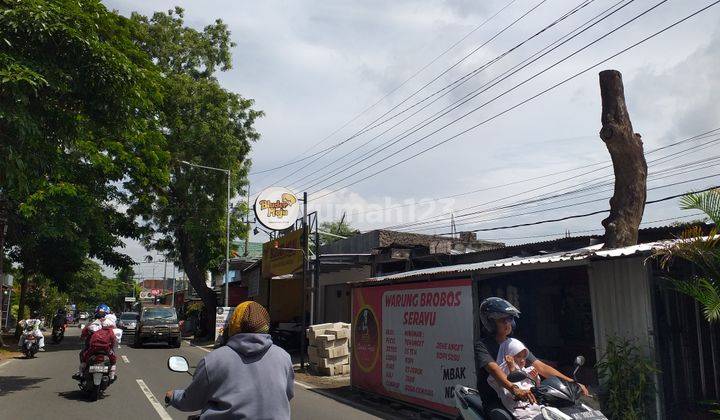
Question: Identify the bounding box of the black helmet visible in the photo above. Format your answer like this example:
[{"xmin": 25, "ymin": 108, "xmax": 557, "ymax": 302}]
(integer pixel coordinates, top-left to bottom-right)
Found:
[
  {"xmin": 479, "ymin": 297, "xmax": 520, "ymax": 333},
  {"xmin": 31, "ymin": 310, "xmax": 40, "ymax": 318}
]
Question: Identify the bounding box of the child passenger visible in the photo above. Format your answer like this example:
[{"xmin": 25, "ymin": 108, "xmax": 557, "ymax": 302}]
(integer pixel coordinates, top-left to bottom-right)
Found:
[{"xmin": 487, "ymin": 337, "xmax": 543, "ymax": 420}]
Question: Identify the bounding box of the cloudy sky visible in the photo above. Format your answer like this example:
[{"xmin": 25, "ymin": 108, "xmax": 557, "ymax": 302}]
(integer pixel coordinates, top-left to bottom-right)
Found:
[{"xmin": 104, "ymin": 0, "xmax": 720, "ymax": 278}]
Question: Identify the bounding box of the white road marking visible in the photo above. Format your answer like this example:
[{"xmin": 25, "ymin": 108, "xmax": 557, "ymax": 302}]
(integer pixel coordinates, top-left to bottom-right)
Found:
[
  {"xmin": 0, "ymin": 360, "xmax": 13, "ymax": 370},
  {"xmin": 121, "ymin": 355, "xmax": 130, "ymax": 364},
  {"xmin": 294, "ymin": 380, "xmax": 313, "ymax": 389},
  {"xmin": 186, "ymin": 340, "xmax": 211, "ymax": 353},
  {"xmin": 136, "ymin": 379, "xmax": 173, "ymax": 420}
]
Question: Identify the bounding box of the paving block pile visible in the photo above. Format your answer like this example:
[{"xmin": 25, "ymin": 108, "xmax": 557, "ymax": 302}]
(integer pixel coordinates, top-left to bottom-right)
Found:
[{"xmin": 306, "ymin": 322, "xmax": 351, "ymax": 376}]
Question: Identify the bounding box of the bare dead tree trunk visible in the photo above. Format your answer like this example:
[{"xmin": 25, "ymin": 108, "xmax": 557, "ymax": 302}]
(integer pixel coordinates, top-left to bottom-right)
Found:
[{"xmin": 598, "ymin": 70, "xmax": 647, "ymax": 248}]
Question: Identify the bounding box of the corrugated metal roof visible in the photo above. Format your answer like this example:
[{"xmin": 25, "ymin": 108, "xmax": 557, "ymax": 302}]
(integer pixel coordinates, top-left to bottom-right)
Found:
[{"xmin": 365, "ymin": 239, "xmax": 681, "ymax": 284}]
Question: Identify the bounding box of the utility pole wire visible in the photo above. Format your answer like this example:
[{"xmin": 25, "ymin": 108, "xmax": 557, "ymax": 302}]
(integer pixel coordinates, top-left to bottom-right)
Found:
[
  {"xmin": 293, "ymin": 0, "xmax": 610, "ymax": 192},
  {"xmin": 254, "ymin": 0, "xmax": 536, "ymax": 192},
  {"xmin": 248, "ymin": 0, "xmax": 520, "ymax": 176},
  {"xmin": 310, "ymin": 0, "xmax": 719, "ymax": 200},
  {"xmin": 307, "ymin": 0, "xmax": 675, "ymax": 198},
  {"xmin": 432, "ymin": 185, "xmax": 720, "ymax": 235}
]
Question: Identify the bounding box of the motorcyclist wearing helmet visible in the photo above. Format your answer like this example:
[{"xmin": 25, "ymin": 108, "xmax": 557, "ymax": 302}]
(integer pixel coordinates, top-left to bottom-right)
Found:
[
  {"xmin": 73, "ymin": 304, "xmax": 114, "ymax": 380},
  {"xmin": 474, "ymin": 297, "xmax": 589, "ymax": 420},
  {"xmin": 52, "ymin": 308, "xmax": 67, "ymax": 328},
  {"xmin": 18, "ymin": 310, "xmax": 46, "ymax": 351}
]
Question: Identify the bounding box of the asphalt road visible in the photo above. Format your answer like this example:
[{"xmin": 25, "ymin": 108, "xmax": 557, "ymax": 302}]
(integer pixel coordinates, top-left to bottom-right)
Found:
[{"xmin": 0, "ymin": 327, "xmax": 380, "ymax": 420}]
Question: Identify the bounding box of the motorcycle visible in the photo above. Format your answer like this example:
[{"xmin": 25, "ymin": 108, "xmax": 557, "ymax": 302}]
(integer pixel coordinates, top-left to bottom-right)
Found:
[
  {"xmin": 52, "ymin": 324, "xmax": 66, "ymax": 344},
  {"xmin": 78, "ymin": 352, "xmax": 113, "ymax": 401},
  {"xmin": 22, "ymin": 331, "xmax": 39, "ymax": 358},
  {"xmin": 166, "ymin": 356, "xmax": 200, "ymax": 420},
  {"xmin": 454, "ymin": 356, "xmax": 608, "ymax": 420}
]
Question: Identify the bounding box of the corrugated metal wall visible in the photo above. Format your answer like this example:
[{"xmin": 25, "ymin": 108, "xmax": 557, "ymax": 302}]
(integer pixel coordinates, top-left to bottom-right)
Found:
[
  {"xmin": 588, "ymin": 256, "xmax": 661, "ymax": 418},
  {"xmin": 588, "ymin": 257, "xmax": 656, "ymax": 358}
]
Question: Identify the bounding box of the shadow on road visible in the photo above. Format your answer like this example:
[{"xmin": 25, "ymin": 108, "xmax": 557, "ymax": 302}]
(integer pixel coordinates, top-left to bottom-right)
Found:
[
  {"xmin": 58, "ymin": 389, "xmax": 91, "ymax": 402},
  {"xmin": 58, "ymin": 388, "xmax": 115, "ymax": 402},
  {"xmin": 0, "ymin": 375, "xmax": 50, "ymax": 396}
]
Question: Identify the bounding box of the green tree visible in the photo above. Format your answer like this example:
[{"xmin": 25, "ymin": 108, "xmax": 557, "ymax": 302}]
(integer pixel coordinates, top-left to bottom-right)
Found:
[
  {"xmin": 320, "ymin": 219, "xmax": 358, "ymax": 247},
  {"xmin": 0, "ymin": 0, "xmax": 169, "ymax": 330},
  {"xmin": 655, "ymin": 189, "xmax": 720, "ymax": 323},
  {"xmin": 66, "ymin": 259, "xmax": 132, "ymax": 311},
  {"xmin": 129, "ymin": 8, "xmax": 261, "ymax": 337}
]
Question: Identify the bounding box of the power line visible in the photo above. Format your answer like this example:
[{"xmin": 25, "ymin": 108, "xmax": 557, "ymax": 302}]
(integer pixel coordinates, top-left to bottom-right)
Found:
[
  {"xmin": 409, "ymin": 171, "xmax": 719, "ymax": 233},
  {"xmin": 400, "ymin": 156, "xmax": 720, "ymax": 233},
  {"xmin": 250, "ymin": 0, "xmax": 522, "ymax": 186},
  {"xmin": 482, "ymin": 213, "xmax": 706, "ymax": 242},
  {"xmin": 297, "ymin": 0, "xmax": 628, "ymax": 192},
  {"xmin": 290, "ymin": 0, "xmax": 603, "ymax": 191},
  {"xmin": 429, "ymin": 185, "xmax": 720, "ymax": 235},
  {"xmin": 343, "ymin": 127, "xmax": 720, "ymax": 218},
  {"xmin": 383, "ymin": 131, "xmax": 720, "ymax": 231},
  {"xmin": 306, "ymin": 0, "xmax": 681, "ymax": 198}
]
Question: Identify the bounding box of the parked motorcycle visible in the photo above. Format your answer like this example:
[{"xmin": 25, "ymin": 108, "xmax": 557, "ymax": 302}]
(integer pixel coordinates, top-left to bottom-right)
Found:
[
  {"xmin": 52, "ymin": 324, "xmax": 66, "ymax": 344},
  {"xmin": 22, "ymin": 331, "xmax": 39, "ymax": 358},
  {"xmin": 454, "ymin": 356, "xmax": 607, "ymax": 420},
  {"xmin": 78, "ymin": 352, "xmax": 113, "ymax": 401}
]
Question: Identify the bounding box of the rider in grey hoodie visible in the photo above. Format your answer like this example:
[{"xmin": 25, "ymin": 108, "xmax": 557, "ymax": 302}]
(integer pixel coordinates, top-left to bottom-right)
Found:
[{"xmin": 167, "ymin": 303, "xmax": 294, "ymax": 419}]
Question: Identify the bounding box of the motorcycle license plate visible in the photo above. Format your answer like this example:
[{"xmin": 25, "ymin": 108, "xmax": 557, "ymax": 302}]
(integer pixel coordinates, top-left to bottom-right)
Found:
[
  {"xmin": 89, "ymin": 365, "xmax": 109, "ymax": 373},
  {"xmin": 570, "ymin": 411, "xmax": 607, "ymax": 419}
]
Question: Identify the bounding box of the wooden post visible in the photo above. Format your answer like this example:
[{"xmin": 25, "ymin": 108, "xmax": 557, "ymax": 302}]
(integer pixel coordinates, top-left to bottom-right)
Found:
[{"xmin": 598, "ymin": 70, "xmax": 647, "ymax": 248}]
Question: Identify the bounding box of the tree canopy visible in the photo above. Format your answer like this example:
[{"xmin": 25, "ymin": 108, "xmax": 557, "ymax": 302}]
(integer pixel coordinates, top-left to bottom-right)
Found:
[
  {"xmin": 320, "ymin": 219, "xmax": 359, "ymax": 246},
  {"xmin": 0, "ymin": 0, "xmax": 169, "ymax": 277},
  {"xmin": 129, "ymin": 7, "xmax": 261, "ymax": 335}
]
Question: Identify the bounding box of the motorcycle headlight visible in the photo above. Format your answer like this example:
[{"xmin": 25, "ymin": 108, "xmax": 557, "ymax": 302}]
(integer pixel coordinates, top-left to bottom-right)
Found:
[{"xmin": 128, "ymin": 322, "xmax": 136, "ymax": 328}]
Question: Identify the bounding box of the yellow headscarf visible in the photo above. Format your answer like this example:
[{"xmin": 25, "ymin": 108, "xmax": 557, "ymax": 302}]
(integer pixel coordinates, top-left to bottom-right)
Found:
[{"xmin": 227, "ymin": 301, "xmax": 270, "ymax": 336}]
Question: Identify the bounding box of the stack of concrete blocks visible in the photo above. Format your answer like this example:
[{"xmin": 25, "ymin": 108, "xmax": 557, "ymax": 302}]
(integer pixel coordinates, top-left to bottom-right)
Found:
[{"xmin": 306, "ymin": 322, "xmax": 351, "ymax": 376}]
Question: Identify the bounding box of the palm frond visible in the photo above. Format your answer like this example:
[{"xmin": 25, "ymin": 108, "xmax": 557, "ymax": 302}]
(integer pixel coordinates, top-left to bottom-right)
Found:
[
  {"xmin": 668, "ymin": 276, "xmax": 720, "ymax": 323},
  {"xmin": 680, "ymin": 189, "xmax": 720, "ymax": 225}
]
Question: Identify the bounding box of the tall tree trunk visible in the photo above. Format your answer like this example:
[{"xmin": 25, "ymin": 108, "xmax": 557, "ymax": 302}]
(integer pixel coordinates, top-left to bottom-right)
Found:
[
  {"xmin": 598, "ymin": 70, "xmax": 647, "ymax": 248},
  {"xmin": 15, "ymin": 275, "xmax": 28, "ymax": 338},
  {"xmin": 0, "ymin": 205, "xmax": 6, "ymax": 347},
  {"xmin": 177, "ymin": 233, "xmax": 216, "ymax": 340}
]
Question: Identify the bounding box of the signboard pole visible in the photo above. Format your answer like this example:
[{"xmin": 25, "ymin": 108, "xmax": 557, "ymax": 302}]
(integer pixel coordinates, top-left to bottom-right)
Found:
[
  {"xmin": 225, "ymin": 169, "xmax": 231, "ymax": 307},
  {"xmin": 300, "ymin": 191, "xmax": 308, "ymax": 370}
]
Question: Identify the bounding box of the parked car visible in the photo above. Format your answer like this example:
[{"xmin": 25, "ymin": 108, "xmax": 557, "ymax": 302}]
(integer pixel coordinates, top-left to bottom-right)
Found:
[
  {"xmin": 117, "ymin": 312, "xmax": 139, "ymax": 333},
  {"xmin": 134, "ymin": 305, "xmax": 181, "ymax": 348}
]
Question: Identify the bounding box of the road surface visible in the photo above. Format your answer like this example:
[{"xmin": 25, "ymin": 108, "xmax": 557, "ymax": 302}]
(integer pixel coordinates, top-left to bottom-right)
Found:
[{"xmin": 0, "ymin": 327, "xmax": 382, "ymax": 419}]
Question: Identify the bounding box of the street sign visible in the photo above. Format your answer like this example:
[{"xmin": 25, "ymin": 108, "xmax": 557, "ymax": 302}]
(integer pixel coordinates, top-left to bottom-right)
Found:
[
  {"xmin": 254, "ymin": 187, "xmax": 300, "ymax": 231},
  {"xmin": 262, "ymin": 228, "xmax": 303, "ymax": 278},
  {"xmin": 215, "ymin": 306, "xmax": 235, "ymax": 342},
  {"xmin": 124, "ymin": 297, "xmax": 136, "ymax": 303}
]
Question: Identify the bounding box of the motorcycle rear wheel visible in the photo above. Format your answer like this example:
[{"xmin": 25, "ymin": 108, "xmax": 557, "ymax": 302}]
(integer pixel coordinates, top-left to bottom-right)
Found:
[{"xmin": 91, "ymin": 385, "xmax": 102, "ymax": 401}]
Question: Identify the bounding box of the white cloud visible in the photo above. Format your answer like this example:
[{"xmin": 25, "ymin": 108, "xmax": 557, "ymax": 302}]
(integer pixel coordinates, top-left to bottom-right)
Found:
[{"xmin": 102, "ymin": 0, "xmax": 720, "ymax": 263}]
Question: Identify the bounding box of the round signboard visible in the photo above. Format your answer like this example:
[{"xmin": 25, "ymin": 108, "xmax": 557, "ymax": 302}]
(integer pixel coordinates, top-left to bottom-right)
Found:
[{"xmin": 254, "ymin": 187, "xmax": 300, "ymax": 231}]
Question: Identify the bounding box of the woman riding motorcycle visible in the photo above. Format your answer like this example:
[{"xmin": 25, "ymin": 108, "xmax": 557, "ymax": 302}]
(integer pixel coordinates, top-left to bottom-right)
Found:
[
  {"xmin": 165, "ymin": 301, "xmax": 294, "ymax": 419},
  {"xmin": 474, "ymin": 297, "xmax": 589, "ymax": 420}
]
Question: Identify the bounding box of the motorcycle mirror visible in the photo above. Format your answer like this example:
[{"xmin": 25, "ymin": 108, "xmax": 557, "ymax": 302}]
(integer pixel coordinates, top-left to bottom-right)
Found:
[
  {"xmin": 574, "ymin": 355, "xmax": 586, "ymax": 367},
  {"xmin": 168, "ymin": 356, "xmax": 189, "ymax": 373},
  {"xmin": 507, "ymin": 370, "xmax": 529, "ymax": 383}
]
